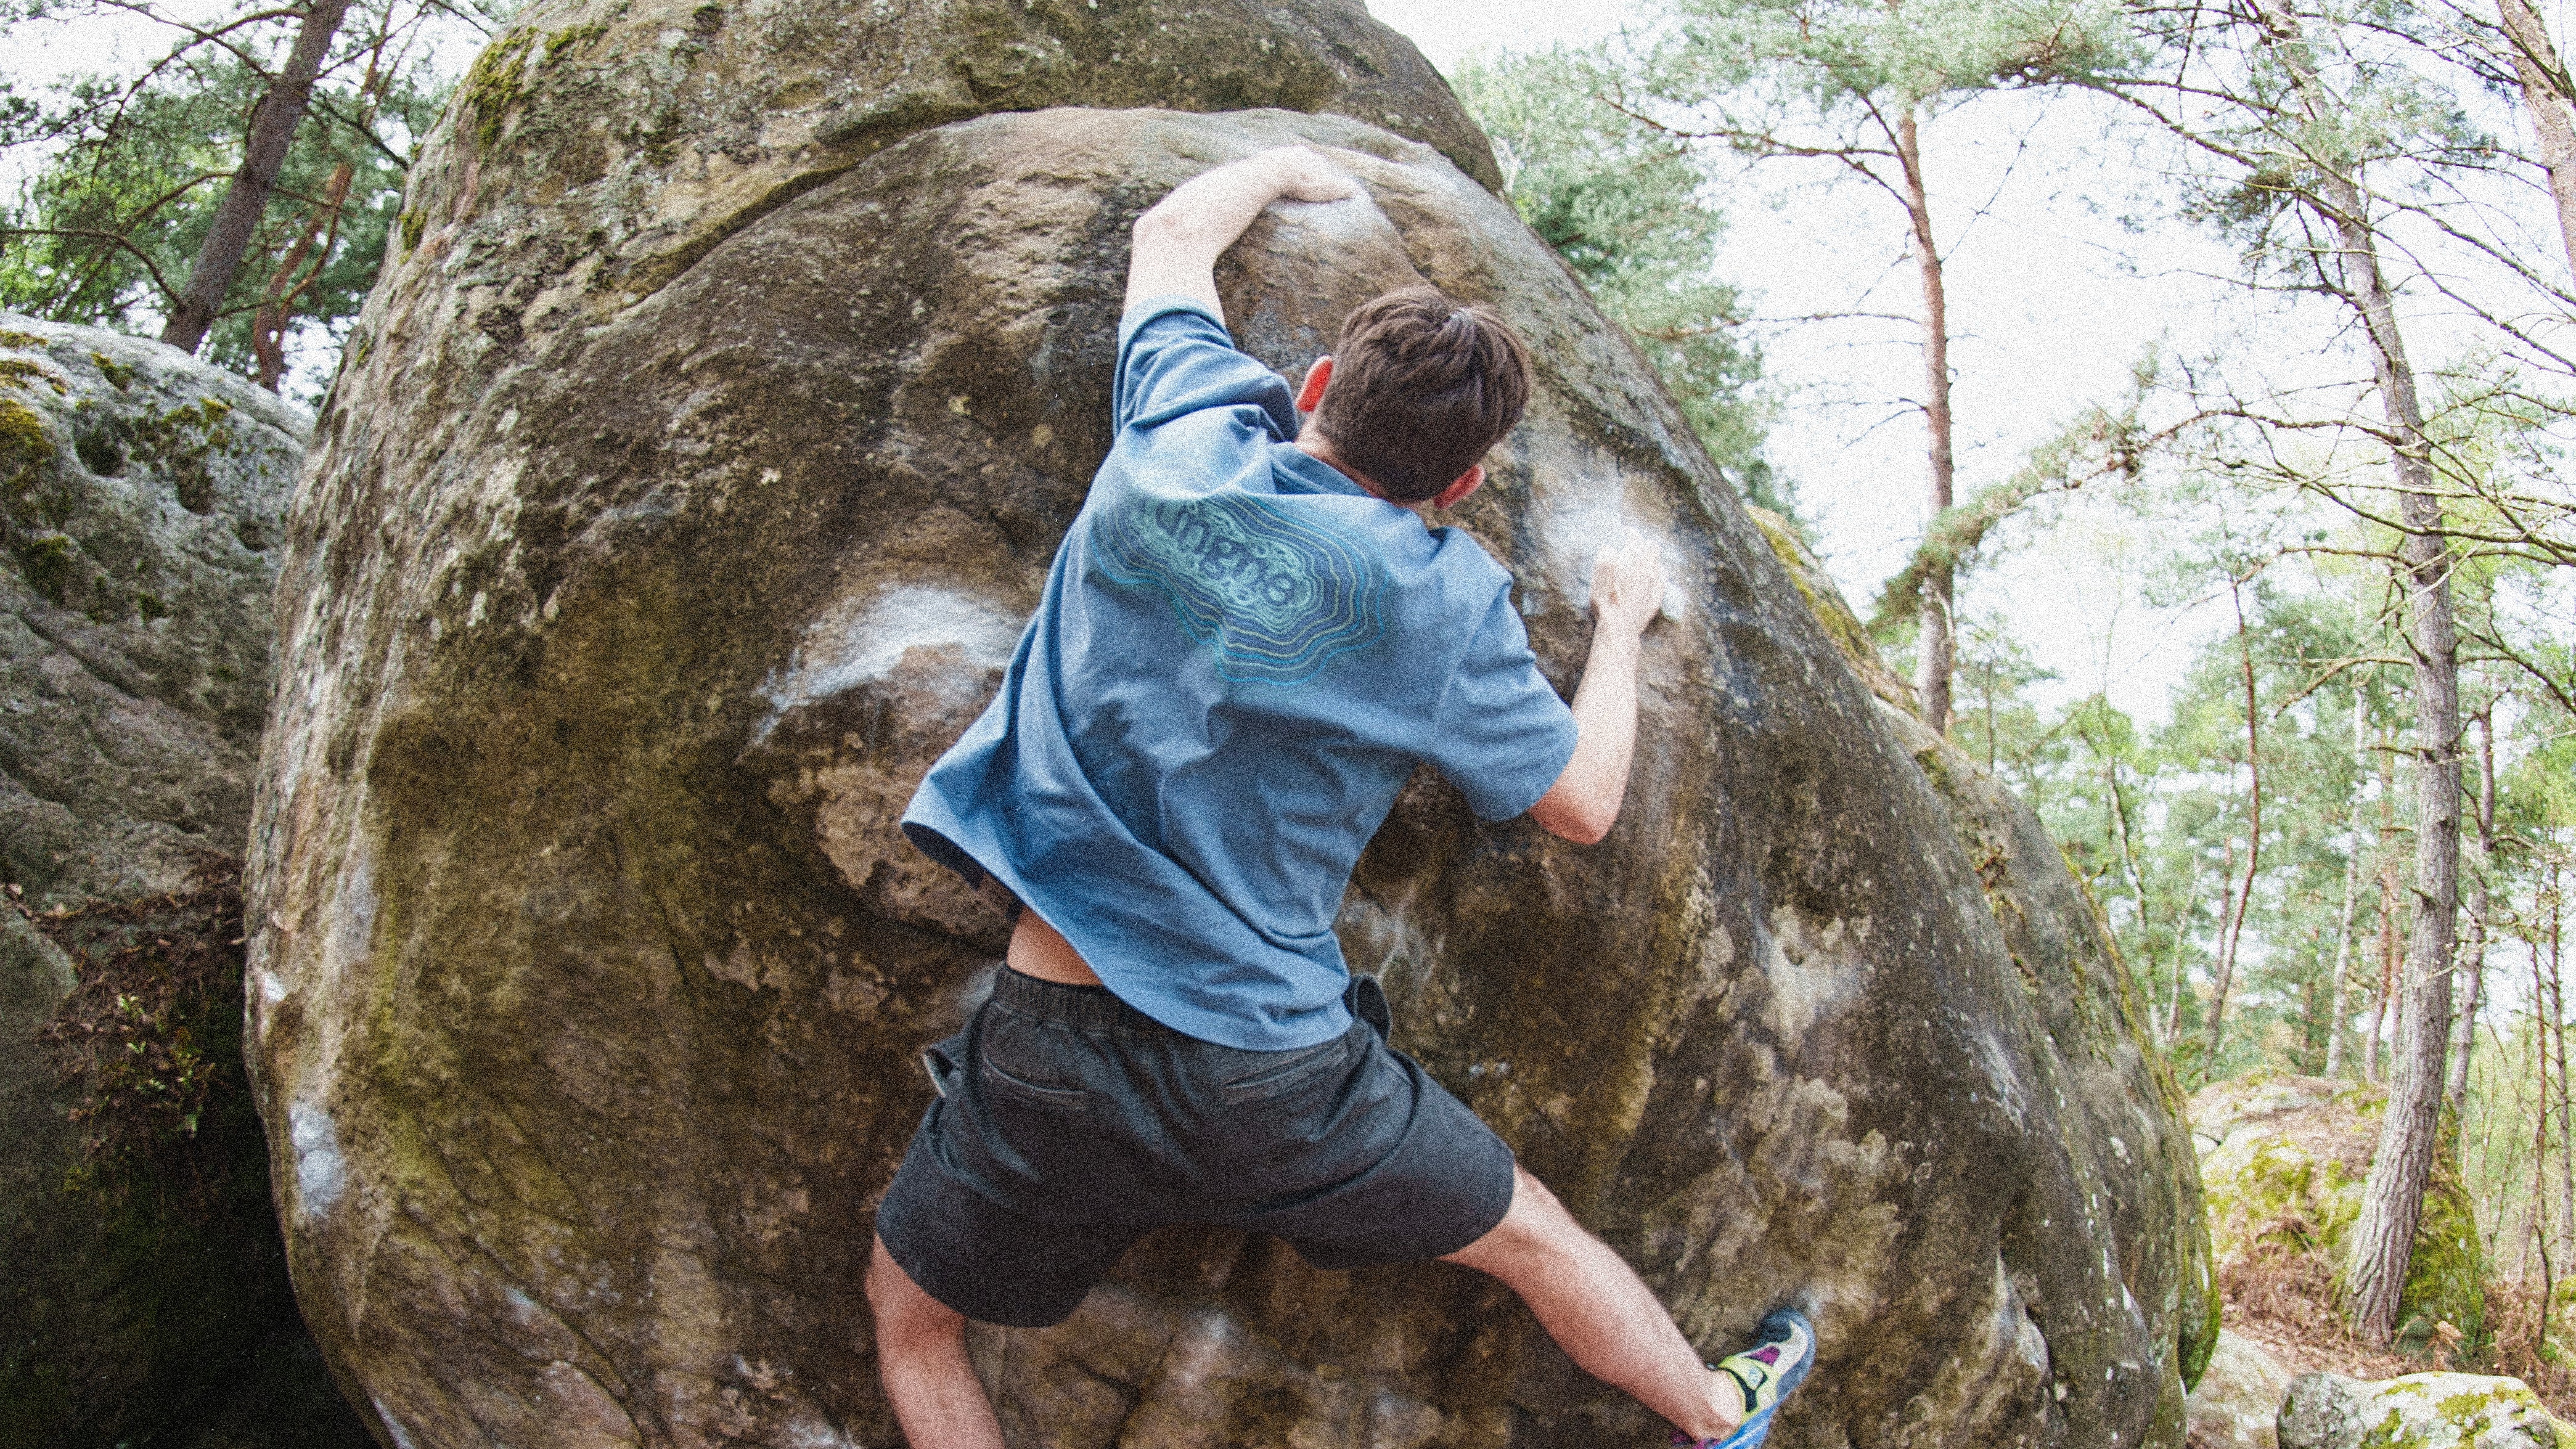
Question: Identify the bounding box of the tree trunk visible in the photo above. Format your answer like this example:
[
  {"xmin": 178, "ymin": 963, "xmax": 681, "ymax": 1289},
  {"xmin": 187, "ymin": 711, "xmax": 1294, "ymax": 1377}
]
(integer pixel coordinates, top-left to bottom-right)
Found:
[
  {"xmin": 250, "ymin": 160, "xmax": 354, "ymax": 391},
  {"xmin": 2236, "ymin": 0, "xmax": 2466, "ymax": 1338},
  {"xmin": 2555, "ymin": 867, "xmax": 2573, "ymax": 1264},
  {"xmin": 2447, "ymin": 706, "xmax": 2495, "ymax": 1111},
  {"xmin": 1895, "ymin": 108, "xmax": 1957, "ymax": 736},
  {"xmin": 2328, "ymin": 168, "xmax": 2463, "ymax": 1343},
  {"xmin": 2368, "ymin": 751, "xmax": 2402, "ymax": 1085},
  {"xmin": 2495, "ymin": 0, "xmax": 2576, "ymax": 282},
  {"xmin": 2553, "ymin": 931, "xmax": 2574, "ymax": 1263},
  {"xmin": 2108, "ymin": 756, "xmax": 2165, "ymax": 1047},
  {"xmin": 2536, "ymin": 951, "xmax": 2557, "ymax": 1345},
  {"xmin": 2207, "ymin": 578, "xmax": 2265, "ymax": 1060},
  {"xmin": 2326, "ymin": 688, "xmax": 2369, "ymax": 1078},
  {"xmin": 160, "ymin": 0, "xmax": 354, "ymax": 354}
]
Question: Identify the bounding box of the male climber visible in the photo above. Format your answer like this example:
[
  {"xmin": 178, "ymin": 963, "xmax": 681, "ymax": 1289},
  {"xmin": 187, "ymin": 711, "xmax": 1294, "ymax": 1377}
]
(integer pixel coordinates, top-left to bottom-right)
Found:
[{"xmin": 867, "ymin": 144, "xmax": 1817, "ymax": 1449}]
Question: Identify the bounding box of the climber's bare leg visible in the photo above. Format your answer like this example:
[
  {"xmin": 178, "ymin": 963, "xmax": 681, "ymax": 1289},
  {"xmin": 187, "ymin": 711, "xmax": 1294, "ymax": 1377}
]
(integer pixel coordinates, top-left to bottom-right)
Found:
[
  {"xmin": 867, "ymin": 1235, "xmax": 1004, "ymax": 1449},
  {"xmin": 1442, "ymin": 1164, "xmax": 1743, "ymax": 1443}
]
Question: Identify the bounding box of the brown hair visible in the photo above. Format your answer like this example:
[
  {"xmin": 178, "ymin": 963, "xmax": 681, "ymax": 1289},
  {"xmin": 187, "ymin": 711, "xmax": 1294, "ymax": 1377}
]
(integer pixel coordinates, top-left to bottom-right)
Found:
[{"xmin": 1312, "ymin": 286, "xmax": 1532, "ymax": 504}]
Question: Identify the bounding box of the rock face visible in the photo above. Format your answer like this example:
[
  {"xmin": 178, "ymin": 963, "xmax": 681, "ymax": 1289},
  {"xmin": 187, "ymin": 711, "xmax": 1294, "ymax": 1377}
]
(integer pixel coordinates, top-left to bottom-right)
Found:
[
  {"xmin": 2276, "ymin": 1370, "xmax": 2569, "ymax": 1449},
  {"xmin": 0, "ymin": 319, "xmax": 359, "ymax": 1447},
  {"xmin": 250, "ymin": 4, "xmax": 2212, "ymax": 1447},
  {"xmin": 2187, "ymin": 1331, "xmax": 2295, "ymax": 1449},
  {"xmin": 0, "ymin": 318, "xmax": 302, "ymax": 909},
  {"xmin": 2193, "ymin": 1076, "xmax": 2485, "ymax": 1349}
]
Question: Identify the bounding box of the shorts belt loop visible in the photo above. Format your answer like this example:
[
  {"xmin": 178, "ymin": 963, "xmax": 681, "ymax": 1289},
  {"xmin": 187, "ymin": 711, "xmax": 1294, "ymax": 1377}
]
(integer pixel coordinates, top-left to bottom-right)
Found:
[
  {"xmin": 921, "ymin": 1042, "xmax": 962, "ymax": 1099},
  {"xmin": 1344, "ymin": 974, "xmax": 1391, "ymax": 1040}
]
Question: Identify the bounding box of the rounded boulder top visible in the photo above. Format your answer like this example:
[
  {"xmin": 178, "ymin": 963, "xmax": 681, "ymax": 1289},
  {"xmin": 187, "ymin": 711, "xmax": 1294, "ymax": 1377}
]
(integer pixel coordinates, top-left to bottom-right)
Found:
[{"xmin": 375, "ymin": 0, "xmax": 1499, "ymax": 383}]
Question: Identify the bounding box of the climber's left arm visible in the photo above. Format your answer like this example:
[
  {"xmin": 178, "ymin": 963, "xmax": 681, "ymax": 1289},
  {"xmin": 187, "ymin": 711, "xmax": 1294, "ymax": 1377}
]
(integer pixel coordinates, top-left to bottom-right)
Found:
[{"xmin": 1126, "ymin": 147, "xmax": 1359, "ymax": 322}]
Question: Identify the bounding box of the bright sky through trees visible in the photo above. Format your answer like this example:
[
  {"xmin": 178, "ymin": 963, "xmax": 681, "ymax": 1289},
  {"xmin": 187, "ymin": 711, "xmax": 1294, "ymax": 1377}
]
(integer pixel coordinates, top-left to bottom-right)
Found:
[{"xmin": 1373, "ymin": 0, "xmax": 2323, "ymax": 726}]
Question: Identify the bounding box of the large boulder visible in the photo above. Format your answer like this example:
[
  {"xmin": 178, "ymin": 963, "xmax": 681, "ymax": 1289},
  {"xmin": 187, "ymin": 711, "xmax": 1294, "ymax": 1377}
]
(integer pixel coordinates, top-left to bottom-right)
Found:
[
  {"xmin": 250, "ymin": 5, "xmax": 2212, "ymax": 1446},
  {"xmin": 2276, "ymin": 1369, "xmax": 2569, "ymax": 1449},
  {"xmin": 0, "ymin": 319, "xmax": 362, "ymax": 1448},
  {"xmin": 2193, "ymin": 1075, "xmax": 2486, "ymax": 1352},
  {"xmin": 0, "ymin": 319, "xmax": 300, "ymax": 909},
  {"xmin": 2188, "ymin": 1331, "xmax": 2296, "ymax": 1449}
]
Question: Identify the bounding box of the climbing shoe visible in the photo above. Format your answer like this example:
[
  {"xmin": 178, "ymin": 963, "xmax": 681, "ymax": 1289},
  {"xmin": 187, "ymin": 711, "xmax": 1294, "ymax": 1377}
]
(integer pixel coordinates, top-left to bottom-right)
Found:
[{"xmin": 1668, "ymin": 1306, "xmax": 1816, "ymax": 1449}]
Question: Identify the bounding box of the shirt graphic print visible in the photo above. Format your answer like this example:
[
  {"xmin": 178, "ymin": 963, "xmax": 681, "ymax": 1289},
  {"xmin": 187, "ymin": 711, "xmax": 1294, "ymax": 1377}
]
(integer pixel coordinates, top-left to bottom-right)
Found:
[{"xmin": 1094, "ymin": 490, "xmax": 1386, "ymax": 685}]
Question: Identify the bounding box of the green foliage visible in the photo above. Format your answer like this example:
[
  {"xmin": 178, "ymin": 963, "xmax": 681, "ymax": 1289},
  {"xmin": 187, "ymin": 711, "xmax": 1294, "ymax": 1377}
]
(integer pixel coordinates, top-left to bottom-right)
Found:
[
  {"xmin": 1454, "ymin": 50, "xmax": 1784, "ymax": 513},
  {"xmin": 0, "ymin": 12, "xmax": 456, "ymax": 396},
  {"xmin": 35, "ymin": 867, "xmax": 245, "ymax": 1180},
  {"xmin": 1648, "ymin": 0, "xmax": 2138, "ymax": 115},
  {"xmin": 2116, "ymin": 0, "xmax": 2493, "ymax": 273},
  {"xmin": 1948, "ymin": 554, "xmax": 2435, "ymax": 1087}
]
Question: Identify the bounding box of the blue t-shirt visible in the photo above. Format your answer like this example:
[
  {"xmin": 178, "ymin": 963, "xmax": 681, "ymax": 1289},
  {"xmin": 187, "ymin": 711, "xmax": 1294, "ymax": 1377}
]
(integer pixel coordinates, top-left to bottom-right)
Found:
[{"xmin": 901, "ymin": 298, "xmax": 1578, "ymax": 1050}]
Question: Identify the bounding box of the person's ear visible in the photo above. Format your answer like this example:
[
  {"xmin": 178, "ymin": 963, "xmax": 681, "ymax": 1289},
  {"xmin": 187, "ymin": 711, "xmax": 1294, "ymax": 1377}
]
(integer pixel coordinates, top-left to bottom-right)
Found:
[
  {"xmin": 1431, "ymin": 464, "xmax": 1486, "ymax": 510},
  {"xmin": 1296, "ymin": 356, "xmax": 1333, "ymax": 414}
]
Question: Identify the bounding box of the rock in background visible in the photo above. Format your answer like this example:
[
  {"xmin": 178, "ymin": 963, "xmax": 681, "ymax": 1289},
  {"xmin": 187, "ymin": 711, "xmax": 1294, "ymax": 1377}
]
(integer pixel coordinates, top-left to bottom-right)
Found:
[
  {"xmin": 250, "ymin": 2, "xmax": 2214, "ymax": 1446},
  {"xmin": 2193, "ymin": 1075, "xmax": 2486, "ymax": 1353},
  {"xmin": 2276, "ymin": 1369, "xmax": 2570, "ymax": 1449},
  {"xmin": 2186, "ymin": 1331, "xmax": 2295, "ymax": 1449},
  {"xmin": 0, "ymin": 320, "xmax": 297, "ymax": 908},
  {"xmin": 0, "ymin": 317, "xmax": 364, "ymax": 1448}
]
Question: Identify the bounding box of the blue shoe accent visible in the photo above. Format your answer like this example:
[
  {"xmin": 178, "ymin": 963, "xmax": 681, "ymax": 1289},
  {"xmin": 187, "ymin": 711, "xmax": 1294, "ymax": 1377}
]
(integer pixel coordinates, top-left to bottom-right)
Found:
[{"xmin": 1668, "ymin": 1307, "xmax": 1817, "ymax": 1449}]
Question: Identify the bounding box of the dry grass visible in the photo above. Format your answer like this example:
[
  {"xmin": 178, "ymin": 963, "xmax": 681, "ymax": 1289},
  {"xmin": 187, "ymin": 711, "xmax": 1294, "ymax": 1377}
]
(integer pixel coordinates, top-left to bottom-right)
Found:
[{"xmin": 2216, "ymin": 1243, "xmax": 2576, "ymax": 1421}]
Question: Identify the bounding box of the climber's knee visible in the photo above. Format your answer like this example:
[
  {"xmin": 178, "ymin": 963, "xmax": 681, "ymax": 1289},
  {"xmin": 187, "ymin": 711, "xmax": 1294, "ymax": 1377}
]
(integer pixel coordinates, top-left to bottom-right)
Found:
[
  {"xmin": 867, "ymin": 1234, "xmax": 964, "ymax": 1347},
  {"xmin": 1442, "ymin": 1163, "xmax": 1586, "ymax": 1274}
]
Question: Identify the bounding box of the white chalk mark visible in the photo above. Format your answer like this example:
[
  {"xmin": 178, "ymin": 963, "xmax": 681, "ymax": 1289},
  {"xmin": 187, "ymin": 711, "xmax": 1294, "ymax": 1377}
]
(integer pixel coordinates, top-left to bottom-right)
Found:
[
  {"xmin": 1540, "ymin": 488, "xmax": 1688, "ymax": 624},
  {"xmin": 761, "ymin": 585, "xmax": 1025, "ymax": 731},
  {"xmin": 290, "ymin": 1099, "xmax": 346, "ymax": 1220}
]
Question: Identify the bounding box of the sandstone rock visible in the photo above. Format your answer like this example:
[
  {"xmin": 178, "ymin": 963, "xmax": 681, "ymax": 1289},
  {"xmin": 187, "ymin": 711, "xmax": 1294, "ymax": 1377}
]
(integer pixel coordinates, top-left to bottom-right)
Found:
[
  {"xmin": 1751, "ymin": 511, "xmax": 2219, "ymax": 1416},
  {"xmin": 2278, "ymin": 1373, "xmax": 2372, "ymax": 1449},
  {"xmin": 2278, "ymin": 1369, "xmax": 2567, "ymax": 1449},
  {"xmin": 251, "ymin": 9, "xmax": 2210, "ymax": 1447},
  {"xmin": 2193, "ymin": 1075, "xmax": 2486, "ymax": 1348},
  {"xmin": 0, "ymin": 319, "xmax": 359, "ymax": 1447},
  {"xmin": 0, "ymin": 316, "xmax": 303, "ymax": 908},
  {"xmin": 385, "ymin": 0, "xmax": 1496, "ymax": 385},
  {"xmin": 2188, "ymin": 1331, "xmax": 2295, "ymax": 1449}
]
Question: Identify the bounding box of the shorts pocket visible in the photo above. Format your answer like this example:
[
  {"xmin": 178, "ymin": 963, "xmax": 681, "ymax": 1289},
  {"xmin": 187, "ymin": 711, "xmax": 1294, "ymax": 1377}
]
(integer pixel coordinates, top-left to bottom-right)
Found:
[
  {"xmin": 981, "ymin": 1055, "xmax": 1094, "ymax": 1109},
  {"xmin": 978, "ymin": 1011, "xmax": 1096, "ymax": 1112},
  {"xmin": 1220, "ymin": 1032, "xmax": 1353, "ymax": 1107}
]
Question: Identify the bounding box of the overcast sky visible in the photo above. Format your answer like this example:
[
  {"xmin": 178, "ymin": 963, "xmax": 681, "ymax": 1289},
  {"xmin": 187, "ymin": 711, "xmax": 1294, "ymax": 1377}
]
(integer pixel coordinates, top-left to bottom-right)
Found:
[{"xmin": 1368, "ymin": 1, "xmax": 2249, "ymax": 724}]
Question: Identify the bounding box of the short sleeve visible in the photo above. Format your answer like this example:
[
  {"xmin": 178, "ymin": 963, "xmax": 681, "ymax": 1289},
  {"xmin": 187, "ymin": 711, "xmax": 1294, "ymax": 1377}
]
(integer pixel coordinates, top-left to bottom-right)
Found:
[
  {"xmin": 1114, "ymin": 297, "xmax": 1299, "ymax": 438},
  {"xmin": 1423, "ymin": 585, "xmax": 1579, "ymax": 823}
]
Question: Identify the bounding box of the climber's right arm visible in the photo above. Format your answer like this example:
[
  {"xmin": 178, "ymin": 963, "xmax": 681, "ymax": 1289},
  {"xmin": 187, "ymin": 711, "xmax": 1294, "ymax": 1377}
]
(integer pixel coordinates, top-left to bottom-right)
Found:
[
  {"xmin": 1527, "ymin": 539, "xmax": 1665, "ymax": 846},
  {"xmin": 1125, "ymin": 147, "xmax": 1358, "ymax": 322}
]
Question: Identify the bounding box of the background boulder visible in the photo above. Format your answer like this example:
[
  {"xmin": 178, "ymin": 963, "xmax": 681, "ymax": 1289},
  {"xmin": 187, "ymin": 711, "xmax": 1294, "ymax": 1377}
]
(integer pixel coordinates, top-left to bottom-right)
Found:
[
  {"xmin": 251, "ymin": 4, "xmax": 2212, "ymax": 1445},
  {"xmin": 0, "ymin": 319, "xmax": 299, "ymax": 910},
  {"xmin": 2276, "ymin": 1369, "xmax": 2569, "ymax": 1449},
  {"xmin": 0, "ymin": 317, "xmax": 362, "ymax": 1448},
  {"xmin": 2186, "ymin": 1330, "xmax": 2295, "ymax": 1449},
  {"xmin": 2193, "ymin": 1074, "xmax": 2485, "ymax": 1353}
]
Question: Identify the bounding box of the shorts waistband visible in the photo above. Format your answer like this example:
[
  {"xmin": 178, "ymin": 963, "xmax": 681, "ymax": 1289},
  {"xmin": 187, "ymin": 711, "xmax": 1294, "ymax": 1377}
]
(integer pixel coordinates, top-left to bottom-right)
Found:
[{"xmin": 988, "ymin": 967, "xmax": 1169, "ymax": 1034}]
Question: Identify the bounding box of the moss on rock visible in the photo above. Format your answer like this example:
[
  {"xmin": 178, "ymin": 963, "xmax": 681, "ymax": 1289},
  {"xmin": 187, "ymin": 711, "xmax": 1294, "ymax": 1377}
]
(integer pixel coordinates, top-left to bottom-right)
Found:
[
  {"xmin": 2194, "ymin": 1076, "xmax": 2489, "ymax": 1356},
  {"xmin": 0, "ymin": 359, "xmax": 66, "ymax": 396},
  {"xmin": 463, "ymin": 25, "xmax": 537, "ymax": 150},
  {"xmin": 2276, "ymin": 1371, "xmax": 2563, "ymax": 1449},
  {"xmin": 0, "ymin": 399, "xmax": 50, "ymax": 510}
]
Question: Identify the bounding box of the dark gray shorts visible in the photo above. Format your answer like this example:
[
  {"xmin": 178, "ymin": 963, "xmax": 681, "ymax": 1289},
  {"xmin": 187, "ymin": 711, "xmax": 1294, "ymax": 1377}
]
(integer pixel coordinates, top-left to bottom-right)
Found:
[{"xmin": 875, "ymin": 969, "xmax": 1516, "ymax": 1328}]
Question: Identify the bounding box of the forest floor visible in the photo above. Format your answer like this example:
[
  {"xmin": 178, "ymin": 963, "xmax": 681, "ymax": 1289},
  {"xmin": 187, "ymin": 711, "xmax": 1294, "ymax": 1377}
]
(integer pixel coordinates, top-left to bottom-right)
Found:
[{"xmin": 2219, "ymin": 1249, "xmax": 2576, "ymax": 1418}]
